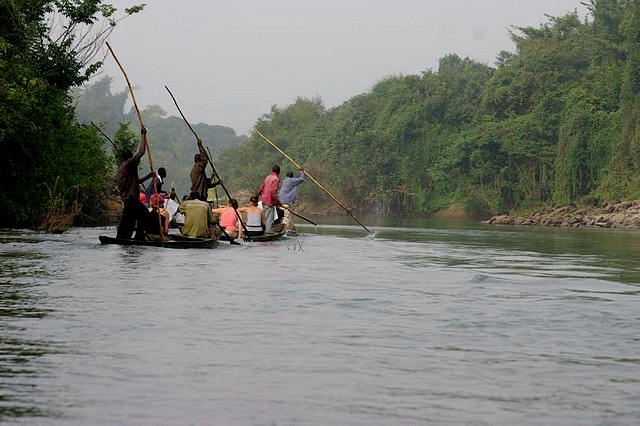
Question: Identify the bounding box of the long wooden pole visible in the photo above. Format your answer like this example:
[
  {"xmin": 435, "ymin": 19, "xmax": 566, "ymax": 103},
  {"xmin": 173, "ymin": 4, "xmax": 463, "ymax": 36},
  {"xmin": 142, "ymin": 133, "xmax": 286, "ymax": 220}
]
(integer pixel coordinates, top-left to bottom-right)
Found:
[
  {"xmin": 105, "ymin": 43, "xmax": 156, "ymax": 180},
  {"xmin": 206, "ymin": 146, "xmax": 220, "ymax": 206},
  {"xmin": 255, "ymin": 130, "xmax": 371, "ymax": 233},
  {"xmin": 90, "ymin": 121, "xmax": 116, "ymax": 149},
  {"xmin": 164, "ymin": 85, "xmax": 245, "ymax": 243},
  {"xmin": 105, "ymin": 43, "xmax": 155, "ymax": 176},
  {"xmin": 242, "ymin": 171, "xmax": 317, "ymax": 226},
  {"xmin": 282, "ymin": 205, "xmax": 318, "ymax": 226},
  {"xmin": 106, "ymin": 42, "xmax": 163, "ymax": 240}
]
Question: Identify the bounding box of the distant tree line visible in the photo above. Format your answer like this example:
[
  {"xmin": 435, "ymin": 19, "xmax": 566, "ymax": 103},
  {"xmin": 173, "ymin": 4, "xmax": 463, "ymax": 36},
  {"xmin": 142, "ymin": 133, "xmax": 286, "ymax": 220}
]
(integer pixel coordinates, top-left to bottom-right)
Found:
[
  {"xmin": 3, "ymin": 1, "xmax": 640, "ymax": 229},
  {"xmin": 218, "ymin": 0, "xmax": 640, "ymax": 218},
  {"xmin": 73, "ymin": 75, "xmax": 247, "ymax": 201}
]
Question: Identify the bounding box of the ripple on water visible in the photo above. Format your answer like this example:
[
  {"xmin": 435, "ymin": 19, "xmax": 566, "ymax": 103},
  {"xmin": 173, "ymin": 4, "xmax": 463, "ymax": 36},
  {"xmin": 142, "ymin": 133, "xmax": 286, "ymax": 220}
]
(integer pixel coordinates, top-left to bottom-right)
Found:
[{"xmin": 0, "ymin": 226, "xmax": 638, "ymax": 424}]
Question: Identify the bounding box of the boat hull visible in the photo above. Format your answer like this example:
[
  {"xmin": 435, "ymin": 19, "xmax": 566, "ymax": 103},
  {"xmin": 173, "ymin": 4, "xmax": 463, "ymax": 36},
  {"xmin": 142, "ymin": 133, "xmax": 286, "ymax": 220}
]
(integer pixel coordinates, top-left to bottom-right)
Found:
[{"xmin": 98, "ymin": 235, "xmax": 218, "ymax": 249}]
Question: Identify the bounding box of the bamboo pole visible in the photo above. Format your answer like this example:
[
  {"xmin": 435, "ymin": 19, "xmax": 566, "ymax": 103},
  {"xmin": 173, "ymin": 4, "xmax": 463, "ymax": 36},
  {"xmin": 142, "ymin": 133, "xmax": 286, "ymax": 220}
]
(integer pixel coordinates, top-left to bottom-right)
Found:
[
  {"xmin": 164, "ymin": 85, "xmax": 244, "ymax": 243},
  {"xmin": 282, "ymin": 205, "xmax": 318, "ymax": 226},
  {"xmin": 90, "ymin": 121, "xmax": 116, "ymax": 149},
  {"xmin": 106, "ymin": 43, "xmax": 164, "ymax": 241},
  {"xmin": 255, "ymin": 130, "xmax": 371, "ymax": 234},
  {"xmin": 105, "ymin": 43, "xmax": 155, "ymax": 175}
]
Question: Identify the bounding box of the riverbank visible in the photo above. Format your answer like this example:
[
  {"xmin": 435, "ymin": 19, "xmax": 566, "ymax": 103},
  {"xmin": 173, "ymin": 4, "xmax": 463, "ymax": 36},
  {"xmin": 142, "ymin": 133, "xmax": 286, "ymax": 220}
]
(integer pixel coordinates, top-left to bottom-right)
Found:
[{"xmin": 482, "ymin": 199, "xmax": 640, "ymax": 229}]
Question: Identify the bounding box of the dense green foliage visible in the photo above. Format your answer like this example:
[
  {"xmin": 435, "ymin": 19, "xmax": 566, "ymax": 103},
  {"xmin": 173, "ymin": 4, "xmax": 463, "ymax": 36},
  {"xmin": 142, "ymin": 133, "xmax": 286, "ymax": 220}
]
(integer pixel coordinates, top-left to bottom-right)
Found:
[
  {"xmin": 216, "ymin": 1, "xmax": 640, "ymax": 218},
  {"xmin": 0, "ymin": 0, "xmax": 143, "ymax": 229},
  {"xmin": 5, "ymin": 0, "xmax": 640, "ymax": 226}
]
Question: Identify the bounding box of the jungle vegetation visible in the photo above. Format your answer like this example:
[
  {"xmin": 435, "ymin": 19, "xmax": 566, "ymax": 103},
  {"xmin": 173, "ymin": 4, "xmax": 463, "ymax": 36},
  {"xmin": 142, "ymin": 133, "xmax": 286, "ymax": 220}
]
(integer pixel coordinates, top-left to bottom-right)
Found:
[
  {"xmin": 0, "ymin": 0, "xmax": 145, "ymax": 229},
  {"xmin": 3, "ymin": 1, "xmax": 640, "ymax": 229},
  {"xmin": 217, "ymin": 0, "xmax": 640, "ymax": 218}
]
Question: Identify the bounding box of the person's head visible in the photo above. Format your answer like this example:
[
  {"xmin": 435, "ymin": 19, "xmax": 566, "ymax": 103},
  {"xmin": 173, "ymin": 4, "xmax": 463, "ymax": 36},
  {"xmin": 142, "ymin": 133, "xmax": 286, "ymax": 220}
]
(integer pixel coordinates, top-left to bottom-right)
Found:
[
  {"xmin": 286, "ymin": 171, "xmax": 293, "ymax": 178},
  {"xmin": 122, "ymin": 149, "xmax": 133, "ymax": 161},
  {"xmin": 194, "ymin": 154, "xmax": 201, "ymax": 163},
  {"xmin": 158, "ymin": 167, "xmax": 166, "ymax": 178},
  {"xmin": 249, "ymin": 195, "xmax": 259, "ymax": 206},
  {"xmin": 150, "ymin": 193, "xmax": 164, "ymax": 208},
  {"xmin": 189, "ymin": 191, "xmax": 200, "ymax": 200},
  {"xmin": 139, "ymin": 193, "xmax": 147, "ymax": 204},
  {"xmin": 229, "ymin": 198, "xmax": 238, "ymax": 209},
  {"xmin": 272, "ymin": 165, "xmax": 280, "ymax": 175}
]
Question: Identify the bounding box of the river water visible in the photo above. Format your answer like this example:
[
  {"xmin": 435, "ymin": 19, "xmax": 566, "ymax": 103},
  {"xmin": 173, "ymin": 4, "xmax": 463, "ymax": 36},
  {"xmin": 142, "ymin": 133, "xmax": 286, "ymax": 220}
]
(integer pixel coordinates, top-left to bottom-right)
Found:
[{"xmin": 0, "ymin": 219, "xmax": 638, "ymax": 425}]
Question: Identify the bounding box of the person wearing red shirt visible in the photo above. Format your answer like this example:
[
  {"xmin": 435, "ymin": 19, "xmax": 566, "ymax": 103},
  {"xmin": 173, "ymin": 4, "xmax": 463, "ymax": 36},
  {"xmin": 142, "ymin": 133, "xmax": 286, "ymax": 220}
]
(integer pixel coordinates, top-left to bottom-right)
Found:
[{"xmin": 258, "ymin": 165, "xmax": 281, "ymax": 232}]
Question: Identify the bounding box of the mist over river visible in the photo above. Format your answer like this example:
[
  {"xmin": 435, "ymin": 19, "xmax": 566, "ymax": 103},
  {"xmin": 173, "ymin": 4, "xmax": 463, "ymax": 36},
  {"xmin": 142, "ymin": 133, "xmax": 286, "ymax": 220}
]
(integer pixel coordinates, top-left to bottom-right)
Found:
[{"xmin": 0, "ymin": 219, "xmax": 638, "ymax": 425}]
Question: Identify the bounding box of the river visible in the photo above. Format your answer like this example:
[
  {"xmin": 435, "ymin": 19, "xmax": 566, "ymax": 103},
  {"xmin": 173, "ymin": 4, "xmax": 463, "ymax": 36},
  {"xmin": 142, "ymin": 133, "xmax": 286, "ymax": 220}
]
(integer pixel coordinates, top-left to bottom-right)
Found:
[{"xmin": 0, "ymin": 220, "xmax": 638, "ymax": 425}]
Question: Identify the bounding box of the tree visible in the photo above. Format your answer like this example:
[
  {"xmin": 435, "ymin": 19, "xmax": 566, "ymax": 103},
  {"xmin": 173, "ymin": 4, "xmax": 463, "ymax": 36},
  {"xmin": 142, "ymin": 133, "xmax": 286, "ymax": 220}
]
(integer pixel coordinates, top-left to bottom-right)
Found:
[{"xmin": 0, "ymin": 1, "xmax": 144, "ymax": 229}]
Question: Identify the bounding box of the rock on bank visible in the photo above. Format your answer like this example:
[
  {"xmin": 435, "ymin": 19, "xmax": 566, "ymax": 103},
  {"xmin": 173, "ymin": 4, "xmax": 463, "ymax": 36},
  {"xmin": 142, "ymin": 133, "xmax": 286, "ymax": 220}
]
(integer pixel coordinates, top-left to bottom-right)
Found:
[{"xmin": 482, "ymin": 200, "xmax": 640, "ymax": 229}]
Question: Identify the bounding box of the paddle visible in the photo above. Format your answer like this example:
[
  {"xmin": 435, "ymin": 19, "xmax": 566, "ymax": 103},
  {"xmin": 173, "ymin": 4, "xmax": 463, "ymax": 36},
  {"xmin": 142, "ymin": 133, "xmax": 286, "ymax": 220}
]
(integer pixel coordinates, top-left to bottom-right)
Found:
[
  {"xmin": 164, "ymin": 85, "xmax": 243, "ymax": 245},
  {"xmin": 106, "ymin": 42, "xmax": 164, "ymax": 242},
  {"xmin": 255, "ymin": 130, "xmax": 371, "ymax": 234}
]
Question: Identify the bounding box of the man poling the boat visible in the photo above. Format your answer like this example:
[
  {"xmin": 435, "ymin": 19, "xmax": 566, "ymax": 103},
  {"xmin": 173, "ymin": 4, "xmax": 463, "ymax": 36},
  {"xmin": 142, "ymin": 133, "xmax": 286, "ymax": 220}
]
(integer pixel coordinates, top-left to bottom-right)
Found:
[
  {"xmin": 256, "ymin": 130, "xmax": 371, "ymax": 235},
  {"xmin": 278, "ymin": 168, "xmax": 306, "ymax": 235},
  {"xmin": 115, "ymin": 126, "xmax": 150, "ymax": 240},
  {"xmin": 165, "ymin": 85, "xmax": 244, "ymax": 245},
  {"xmin": 106, "ymin": 42, "xmax": 165, "ymax": 241},
  {"xmin": 190, "ymin": 141, "xmax": 222, "ymax": 202}
]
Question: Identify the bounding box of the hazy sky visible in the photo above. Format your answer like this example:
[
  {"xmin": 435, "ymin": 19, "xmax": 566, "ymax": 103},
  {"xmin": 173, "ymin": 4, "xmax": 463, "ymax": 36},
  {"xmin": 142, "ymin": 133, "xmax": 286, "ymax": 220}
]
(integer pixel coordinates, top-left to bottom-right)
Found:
[{"xmin": 99, "ymin": 0, "xmax": 586, "ymax": 135}]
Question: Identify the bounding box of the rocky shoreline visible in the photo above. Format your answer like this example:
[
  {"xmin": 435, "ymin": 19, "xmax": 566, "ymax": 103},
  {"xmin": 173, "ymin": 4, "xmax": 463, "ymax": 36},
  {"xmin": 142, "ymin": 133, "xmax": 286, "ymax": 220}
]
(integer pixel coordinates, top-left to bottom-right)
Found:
[{"xmin": 482, "ymin": 200, "xmax": 640, "ymax": 229}]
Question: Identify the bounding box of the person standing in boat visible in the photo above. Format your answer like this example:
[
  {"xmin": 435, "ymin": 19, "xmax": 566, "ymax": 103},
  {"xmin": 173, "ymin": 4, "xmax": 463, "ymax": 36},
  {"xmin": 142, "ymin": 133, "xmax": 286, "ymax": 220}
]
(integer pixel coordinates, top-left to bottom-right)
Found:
[
  {"xmin": 115, "ymin": 127, "xmax": 152, "ymax": 240},
  {"xmin": 258, "ymin": 165, "xmax": 281, "ymax": 232},
  {"xmin": 278, "ymin": 168, "xmax": 305, "ymax": 234},
  {"xmin": 237, "ymin": 195, "xmax": 266, "ymax": 238},
  {"xmin": 178, "ymin": 191, "xmax": 218, "ymax": 238},
  {"xmin": 190, "ymin": 140, "xmax": 221, "ymax": 202}
]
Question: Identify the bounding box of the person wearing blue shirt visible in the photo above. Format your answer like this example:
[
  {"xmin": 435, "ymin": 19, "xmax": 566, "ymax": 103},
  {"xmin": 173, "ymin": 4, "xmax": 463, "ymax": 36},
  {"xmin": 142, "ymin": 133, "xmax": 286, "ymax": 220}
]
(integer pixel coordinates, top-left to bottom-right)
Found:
[
  {"xmin": 277, "ymin": 169, "xmax": 305, "ymax": 234},
  {"xmin": 145, "ymin": 167, "xmax": 167, "ymax": 200}
]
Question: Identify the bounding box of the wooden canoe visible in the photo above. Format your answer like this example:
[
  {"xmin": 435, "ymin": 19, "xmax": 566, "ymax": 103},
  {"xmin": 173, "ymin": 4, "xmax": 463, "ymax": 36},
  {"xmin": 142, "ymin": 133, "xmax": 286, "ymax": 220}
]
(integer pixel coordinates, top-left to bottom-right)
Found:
[
  {"xmin": 99, "ymin": 234, "xmax": 218, "ymax": 249},
  {"xmin": 218, "ymin": 222, "xmax": 288, "ymax": 243}
]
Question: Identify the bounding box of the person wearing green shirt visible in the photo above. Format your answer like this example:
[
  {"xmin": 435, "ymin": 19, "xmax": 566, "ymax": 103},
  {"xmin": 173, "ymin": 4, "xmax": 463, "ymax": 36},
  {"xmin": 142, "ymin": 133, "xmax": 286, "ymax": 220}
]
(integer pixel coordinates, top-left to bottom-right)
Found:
[{"xmin": 178, "ymin": 191, "xmax": 217, "ymax": 238}]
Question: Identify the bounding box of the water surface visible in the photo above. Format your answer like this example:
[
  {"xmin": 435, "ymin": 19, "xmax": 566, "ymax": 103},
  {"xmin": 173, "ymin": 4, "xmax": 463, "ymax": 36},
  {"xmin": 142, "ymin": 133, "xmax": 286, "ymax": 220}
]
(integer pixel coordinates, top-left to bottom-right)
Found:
[{"xmin": 0, "ymin": 221, "xmax": 638, "ymax": 425}]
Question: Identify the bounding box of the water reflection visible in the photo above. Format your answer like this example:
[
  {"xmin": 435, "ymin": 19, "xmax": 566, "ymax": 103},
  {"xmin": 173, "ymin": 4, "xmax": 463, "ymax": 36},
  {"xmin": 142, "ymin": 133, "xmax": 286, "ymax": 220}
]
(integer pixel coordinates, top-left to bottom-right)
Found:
[{"xmin": 0, "ymin": 234, "xmax": 57, "ymax": 420}]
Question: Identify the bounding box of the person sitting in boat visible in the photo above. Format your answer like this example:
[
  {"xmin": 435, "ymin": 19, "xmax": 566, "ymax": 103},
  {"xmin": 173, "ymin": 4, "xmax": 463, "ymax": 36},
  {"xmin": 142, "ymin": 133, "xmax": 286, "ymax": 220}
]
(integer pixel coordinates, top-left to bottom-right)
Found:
[
  {"xmin": 145, "ymin": 167, "xmax": 168, "ymax": 200},
  {"xmin": 237, "ymin": 195, "xmax": 265, "ymax": 238},
  {"xmin": 211, "ymin": 198, "xmax": 240, "ymax": 237},
  {"xmin": 178, "ymin": 190, "xmax": 218, "ymax": 239},
  {"xmin": 164, "ymin": 189, "xmax": 180, "ymax": 225},
  {"xmin": 145, "ymin": 193, "xmax": 170, "ymax": 240}
]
